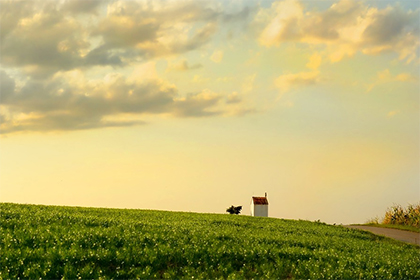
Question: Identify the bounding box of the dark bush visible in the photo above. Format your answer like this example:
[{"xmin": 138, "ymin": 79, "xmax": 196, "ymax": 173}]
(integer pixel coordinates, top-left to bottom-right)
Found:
[{"xmin": 226, "ymin": 205, "xmax": 242, "ymax": 215}]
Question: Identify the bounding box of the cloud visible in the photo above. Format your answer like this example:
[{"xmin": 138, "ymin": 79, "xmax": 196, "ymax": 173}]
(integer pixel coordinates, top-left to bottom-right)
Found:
[
  {"xmin": 90, "ymin": 1, "xmax": 221, "ymax": 60},
  {"xmin": 303, "ymin": 0, "xmax": 364, "ymax": 41},
  {"xmin": 192, "ymin": 75, "xmax": 211, "ymax": 84},
  {"xmin": 61, "ymin": 0, "xmax": 105, "ymax": 15},
  {"xmin": 226, "ymin": 92, "xmax": 242, "ymax": 104},
  {"xmin": 0, "ymin": 3, "xmax": 88, "ymax": 77},
  {"xmin": 387, "ymin": 110, "xmax": 399, "ymax": 118},
  {"xmin": 168, "ymin": 60, "xmax": 202, "ymax": 72},
  {"xmin": 362, "ymin": 6, "xmax": 418, "ymax": 46},
  {"xmin": 0, "ymin": 0, "xmax": 223, "ymax": 78},
  {"xmin": 83, "ymin": 45, "xmax": 124, "ymax": 67},
  {"xmin": 0, "ymin": 69, "xmax": 244, "ymax": 134},
  {"xmin": 242, "ymin": 74, "xmax": 257, "ymax": 93},
  {"xmin": 0, "ymin": 0, "xmax": 262, "ymax": 135},
  {"xmin": 361, "ymin": 6, "xmax": 419, "ymax": 62},
  {"xmin": 210, "ymin": 50, "xmax": 224, "ymax": 63},
  {"xmin": 0, "ymin": 70, "xmax": 16, "ymax": 101},
  {"xmin": 258, "ymin": 0, "xmax": 420, "ymax": 63},
  {"xmin": 275, "ymin": 70, "xmax": 320, "ymax": 93},
  {"xmin": 259, "ymin": 0, "xmax": 303, "ymax": 46},
  {"xmin": 223, "ymin": 6, "xmax": 253, "ymax": 23},
  {"xmin": 173, "ymin": 89, "xmax": 223, "ymax": 117},
  {"xmin": 306, "ymin": 53, "xmax": 322, "ymax": 70},
  {"xmin": 92, "ymin": 13, "xmax": 160, "ymax": 49},
  {"xmin": 169, "ymin": 23, "xmax": 219, "ymax": 54},
  {"xmin": 0, "ymin": 0, "xmax": 35, "ymax": 41},
  {"xmin": 395, "ymin": 73, "xmax": 416, "ymax": 82},
  {"xmin": 366, "ymin": 68, "xmax": 418, "ymax": 92}
]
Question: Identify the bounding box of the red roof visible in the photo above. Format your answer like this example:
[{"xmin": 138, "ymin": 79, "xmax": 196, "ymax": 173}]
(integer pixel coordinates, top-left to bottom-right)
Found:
[{"xmin": 252, "ymin": 196, "xmax": 268, "ymax": 205}]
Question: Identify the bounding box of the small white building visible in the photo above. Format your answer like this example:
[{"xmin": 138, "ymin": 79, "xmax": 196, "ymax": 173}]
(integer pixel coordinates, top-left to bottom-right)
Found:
[{"xmin": 250, "ymin": 193, "xmax": 269, "ymax": 217}]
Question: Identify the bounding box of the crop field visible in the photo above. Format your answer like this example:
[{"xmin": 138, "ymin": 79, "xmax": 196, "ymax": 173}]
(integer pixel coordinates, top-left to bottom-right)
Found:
[{"xmin": 1, "ymin": 203, "xmax": 419, "ymax": 279}]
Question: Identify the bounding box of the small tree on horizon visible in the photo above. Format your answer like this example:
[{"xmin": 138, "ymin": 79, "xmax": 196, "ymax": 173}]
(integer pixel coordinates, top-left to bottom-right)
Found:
[{"xmin": 226, "ymin": 205, "xmax": 242, "ymax": 215}]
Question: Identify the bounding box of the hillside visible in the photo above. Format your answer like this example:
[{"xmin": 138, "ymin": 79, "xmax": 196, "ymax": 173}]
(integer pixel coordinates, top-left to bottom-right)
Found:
[{"xmin": 1, "ymin": 203, "xmax": 419, "ymax": 279}]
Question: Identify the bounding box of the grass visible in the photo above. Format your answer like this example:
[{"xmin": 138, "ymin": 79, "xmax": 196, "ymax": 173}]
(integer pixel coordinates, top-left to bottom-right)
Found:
[
  {"xmin": 365, "ymin": 203, "xmax": 420, "ymax": 233},
  {"xmin": 363, "ymin": 223, "xmax": 420, "ymax": 233},
  {"xmin": 383, "ymin": 204, "xmax": 420, "ymax": 227},
  {"xmin": 1, "ymin": 203, "xmax": 419, "ymax": 279}
]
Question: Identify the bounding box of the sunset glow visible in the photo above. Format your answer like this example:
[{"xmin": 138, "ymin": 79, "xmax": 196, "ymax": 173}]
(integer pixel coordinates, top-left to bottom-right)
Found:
[{"xmin": 1, "ymin": 0, "xmax": 419, "ymax": 224}]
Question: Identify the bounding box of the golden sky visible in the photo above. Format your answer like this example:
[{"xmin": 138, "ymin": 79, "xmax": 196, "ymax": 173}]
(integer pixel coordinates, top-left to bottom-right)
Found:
[{"xmin": 1, "ymin": 0, "xmax": 419, "ymax": 224}]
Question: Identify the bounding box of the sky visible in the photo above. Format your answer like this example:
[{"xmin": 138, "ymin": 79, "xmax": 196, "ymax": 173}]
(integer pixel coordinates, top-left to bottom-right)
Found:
[{"xmin": 0, "ymin": 0, "xmax": 419, "ymax": 224}]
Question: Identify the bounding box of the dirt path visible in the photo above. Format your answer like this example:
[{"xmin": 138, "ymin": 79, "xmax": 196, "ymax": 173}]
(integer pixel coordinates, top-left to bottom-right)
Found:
[{"xmin": 346, "ymin": 225, "xmax": 420, "ymax": 246}]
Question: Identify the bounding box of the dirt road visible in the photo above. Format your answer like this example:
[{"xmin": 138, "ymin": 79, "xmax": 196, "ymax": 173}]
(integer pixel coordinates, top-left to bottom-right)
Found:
[{"xmin": 346, "ymin": 225, "xmax": 420, "ymax": 246}]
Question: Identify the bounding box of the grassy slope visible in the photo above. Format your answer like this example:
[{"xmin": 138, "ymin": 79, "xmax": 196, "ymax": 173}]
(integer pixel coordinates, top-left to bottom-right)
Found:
[{"xmin": 1, "ymin": 203, "xmax": 419, "ymax": 279}]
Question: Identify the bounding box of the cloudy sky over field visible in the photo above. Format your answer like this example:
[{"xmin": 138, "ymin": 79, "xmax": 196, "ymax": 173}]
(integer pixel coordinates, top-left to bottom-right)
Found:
[{"xmin": 1, "ymin": 0, "xmax": 419, "ymax": 224}]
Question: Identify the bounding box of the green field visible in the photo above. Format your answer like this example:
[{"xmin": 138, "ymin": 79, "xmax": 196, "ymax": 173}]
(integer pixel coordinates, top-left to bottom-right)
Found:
[{"xmin": 1, "ymin": 203, "xmax": 419, "ymax": 279}]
